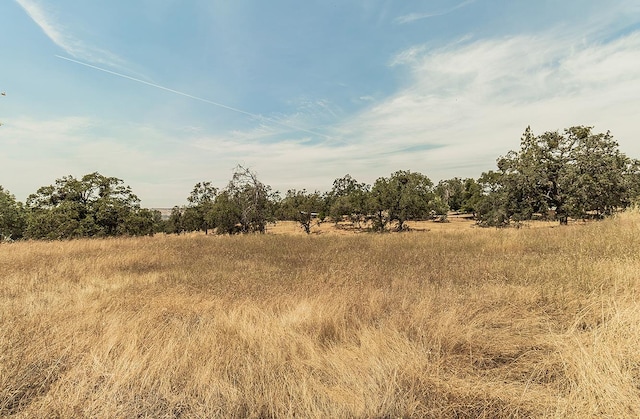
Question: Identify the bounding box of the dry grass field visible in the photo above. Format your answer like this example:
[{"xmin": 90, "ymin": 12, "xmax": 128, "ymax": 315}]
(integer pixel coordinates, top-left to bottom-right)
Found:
[{"xmin": 1, "ymin": 212, "xmax": 640, "ymax": 418}]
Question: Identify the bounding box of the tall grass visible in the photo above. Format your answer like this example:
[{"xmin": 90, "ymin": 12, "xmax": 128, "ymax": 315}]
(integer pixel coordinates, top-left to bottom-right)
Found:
[{"xmin": 1, "ymin": 212, "xmax": 639, "ymax": 417}]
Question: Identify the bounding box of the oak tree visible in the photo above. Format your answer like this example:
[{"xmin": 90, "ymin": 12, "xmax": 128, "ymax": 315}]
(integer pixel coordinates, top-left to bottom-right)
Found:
[{"xmin": 0, "ymin": 186, "xmax": 26, "ymax": 241}]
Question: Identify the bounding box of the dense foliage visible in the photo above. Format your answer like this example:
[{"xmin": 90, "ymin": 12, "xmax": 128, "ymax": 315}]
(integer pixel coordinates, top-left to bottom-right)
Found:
[
  {"xmin": 369, "ymin": 170, "xmax": 445, "ymax": 231},
  {"xmin": 2, "ymin": 125, "xmax": 639, "ymax": 240},
  {"xmin": 168, "ymin": 166, "xmax": 276, "ymax": 235},
  {"xmin": 0, "ymin": 186, "xmax": 26, "ymax": 241},
  {"xmin": 24, "ymin": 173, "xmax": 158, "ymax": 239},
  {"xmin": 476, "ymin": 126, "xmax": 639, "ymax": 226}
]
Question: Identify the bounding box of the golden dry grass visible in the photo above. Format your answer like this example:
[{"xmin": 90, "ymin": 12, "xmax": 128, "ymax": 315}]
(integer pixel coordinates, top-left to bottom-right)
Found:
[{"xmin": 1, "ymin": 212, "xmax": 640, "ymax": 418}]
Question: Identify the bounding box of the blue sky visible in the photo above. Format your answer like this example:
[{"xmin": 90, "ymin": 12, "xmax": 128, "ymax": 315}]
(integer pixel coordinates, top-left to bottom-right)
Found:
[{"xmin": 2, "ymin": 0, "xmax": 639, "ymax": 207}]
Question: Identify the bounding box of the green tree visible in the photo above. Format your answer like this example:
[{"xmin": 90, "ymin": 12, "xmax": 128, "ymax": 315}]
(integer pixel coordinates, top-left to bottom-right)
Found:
[
  {"xmin": 475, "ymin": 171, "xmax": 512, "ymax": 227},
  {"xmin": 123, "ymin": 208, "xmax": 157, "ymax": 236},
  {"xmin": 368, "ymin": 176, "xmax": 393, "ymax": 231},
  {"xmin": 626, "ymin": 159, "xmax": 640, "ymax": 205},
  {"xmin": 435, "ymin": 177, "xmax": 482, "ymax": 215},
  {"xmin": 278, "ymin": 189, "xmax": 324, "ymax": 234},
  {"xmin": 149, "ymin": 209, "xmax": 166, "ymax": 234},
  {"xmin": 166, "ymin": 206, "xmax": 184, "ymax": 234},
  {"xmin": 0, "ymin": 186, "xmax": 27, "ymax": 241},
  {"xmin": 460, "ymin": 178, "xmax": 483, "ymax": 215},
  {"xmin": 185, "ymin": 181, "xmax": 217, "ymax": 234},
  {"xmin": 369, "ymin": 170, "xmax": 444, "ymax": 232},
  {"xmin": 208, "ymin": 191, "xmax": 242, "ymax": 234},
  {"xmin": 225, "ymin": 166, "xmax": 274, "ymax": 233},
  {"xmin": 326, "ymin": 174, "xmax": 370, "ymax": 227},
  {"xmin": 479, "ymin": 126, "xmax": 633, "ymax": 226},
  {"xmin": 562, "ymin": 126, "xmax": 631, "ymax": 218},
  {"xmin": 435, "ymin": 178, "xmax": 463, "ymax": 212},
  {"xmin": 25, "ymin": 173, "xmax": 152, "ymax": 239}
]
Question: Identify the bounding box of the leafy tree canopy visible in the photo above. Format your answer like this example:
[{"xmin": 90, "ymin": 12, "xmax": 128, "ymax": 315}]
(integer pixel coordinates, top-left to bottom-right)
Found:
[
  {"xmin": 0, "ymin": 186, "xmax": 27, "ymax": 241},
  {"xmin": 25, "ymin": 172, "xmax": 153, "ymax": 239},
  {"xmin": 184, "ymin": 182, "xmax": 218, "ymax": 234},
  {"xmin": 478, "ymin": 126, "xmax": 633, "ymax": 226},
  {"xmin": 278, "ymin": 189, "xmax": 325, "ymax": 234},
  {"xmin": 225, "ymin": 166, "xmax": 275, "ymax": 234},
  {"xmin": 369, "ymin": 171, "xmax": 445, "ymax": 232},
  {"xmin": 326, "ymin": 175, "xmax": 370, "ymax": 227}
]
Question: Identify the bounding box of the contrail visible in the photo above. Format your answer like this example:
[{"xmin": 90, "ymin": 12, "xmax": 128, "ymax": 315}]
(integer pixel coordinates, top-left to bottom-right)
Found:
[{"xmin": 55, "ymin": 55, "xmax": 330, "ymax": 139}]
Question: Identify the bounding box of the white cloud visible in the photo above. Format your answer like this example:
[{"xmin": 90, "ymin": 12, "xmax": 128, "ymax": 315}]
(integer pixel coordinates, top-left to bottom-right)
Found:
[
  {"xmin": 394, "ymin": 0, "xmax": 475, "ymax": 24},
  {"xmin": 0, "ymin": 117, "xmax": 181, "ymax": 205},
  {"xmin": 390, "ymin": 45, "xmax": 427, "ymax": 66},
  {"xmin": 337, "ymin": 29, "xmax": 640, "ymax": 182},
  {"xmin": 14, "ymin": 0, "xmax": 125, "ymax": 67},
  {"xmin": 155, "ymin": 28, "xmax": 640, "ymax": 198},
  {"xmin": 6, "ymin": 19, "xmax": 639, "ymax": 210},
  {"xmin": 6, "ymin": 3, "xmax": 640, "ymax": 207},
  {"xmin": 0, "ymin": 114, "xmax": 339, "ymax": 206}
]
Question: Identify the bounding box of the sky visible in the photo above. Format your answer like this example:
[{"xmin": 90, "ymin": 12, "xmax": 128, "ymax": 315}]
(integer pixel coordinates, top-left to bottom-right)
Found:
[{"xmin": 1, "ymin": 0, "xmax": 640, "ymax": 207}]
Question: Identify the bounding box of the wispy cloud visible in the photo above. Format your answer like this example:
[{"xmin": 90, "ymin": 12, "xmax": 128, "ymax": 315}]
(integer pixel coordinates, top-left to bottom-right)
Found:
[
  {"xmin": 0, "ymin": 116, "xmax": 189, "ymax": 205},
  {"xmin": 6, "ymin": 1, "xmax": 640, "ymax": 208},
  {"xmin": 389, "ymin": 45, "xmax": 427, "ymax": 66},
  {"xmin": 0, "ymin": 114, "xmax": 339, "ymax": 206},
  {"xmin": 107, "ymin": 28, "xmax": 640, "ymax": 201},
  {"xmin": 56, "ymin": 55, "xmax": 334, "ymax": 140},
  {"xmin": 14, "ymin": 0, "xmax": 125, "ymax": 67},
  {"xmin": 394, "ymin": 0, "xmax": 475, "ymax": 24},
  {"xmin": 6, "ymin": 17, "xmax": 640, "ymax": 209},
  {"xmin": 337, "ymin": 28, "xmax": 640, "ymax": 181}
]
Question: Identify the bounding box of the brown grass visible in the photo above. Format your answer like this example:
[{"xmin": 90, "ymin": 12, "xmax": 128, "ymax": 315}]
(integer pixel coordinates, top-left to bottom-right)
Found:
[{"xmin": 1, "ymin": 211, "xmax": 639, "ymax": 418}]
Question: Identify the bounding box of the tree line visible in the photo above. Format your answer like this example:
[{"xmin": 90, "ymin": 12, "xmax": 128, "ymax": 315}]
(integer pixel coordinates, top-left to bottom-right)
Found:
[{"xmin": 1, "ymin": 125, "xmax": 639, "ymax": 241}]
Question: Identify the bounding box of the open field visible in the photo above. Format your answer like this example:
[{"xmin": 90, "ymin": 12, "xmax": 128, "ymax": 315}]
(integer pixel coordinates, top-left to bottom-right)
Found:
[
  {"xmin": 265, "ymin": 214, "xmax": 567, "ymax": 235},
  {"xmin": 265, "ymin": 216, "xmax": 479, "ymax": 235},
  {"xmin": 1, "ymin": 212, "xmax": 640, "ymax": 418}
]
